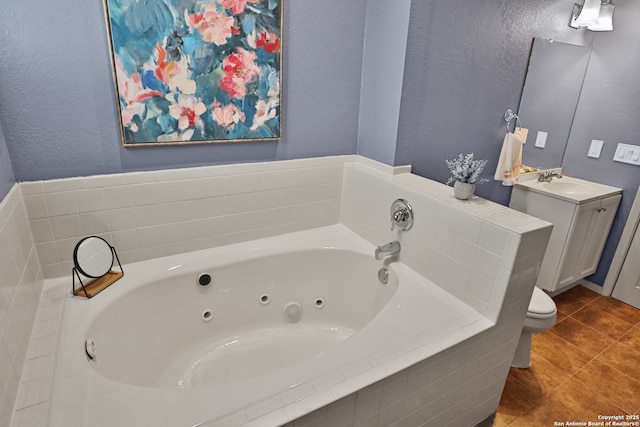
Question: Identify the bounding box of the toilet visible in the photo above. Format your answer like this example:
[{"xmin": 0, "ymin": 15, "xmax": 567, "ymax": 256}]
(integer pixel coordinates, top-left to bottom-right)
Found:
[{"xmin": 512, "ymin": 286, "xmax": 557, "ymax": 368}]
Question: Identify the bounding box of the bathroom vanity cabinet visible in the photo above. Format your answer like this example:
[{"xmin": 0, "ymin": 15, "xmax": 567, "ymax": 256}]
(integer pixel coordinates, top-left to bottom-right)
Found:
[{"xmin": 509, "ymin": 176, "xmax": 621, "ymax": 293}]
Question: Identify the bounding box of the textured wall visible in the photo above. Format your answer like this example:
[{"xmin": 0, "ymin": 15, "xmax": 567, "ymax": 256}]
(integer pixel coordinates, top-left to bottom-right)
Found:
[
  {"xmin": 0, "ymin": 0, "xmax": 366, "ymax": 181},
  {"xmin": 395, "ymin": 0, "xmax": 591, "ymax": 206},
  {"xmin": 562, "ymin": 1, "xmax": 640, "ymax": 285},
  {"xmin": 0, "ymin": 123, "xmax": 15, "ymax": 202}
]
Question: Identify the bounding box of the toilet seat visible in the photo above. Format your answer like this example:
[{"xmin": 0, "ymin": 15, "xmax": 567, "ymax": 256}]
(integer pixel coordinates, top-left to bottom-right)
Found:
[{"xmin": 527, "ymin": 287, "xmax": 556, "ymax": 319}]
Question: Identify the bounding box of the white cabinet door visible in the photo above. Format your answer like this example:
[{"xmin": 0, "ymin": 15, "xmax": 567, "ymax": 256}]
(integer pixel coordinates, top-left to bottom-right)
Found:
[
  {"xmin": 577, "ymin": 195, "xmax": 621, "ymax": 278},
  {"xmin": 558, "ymin": 195, "xmax": 621, "ymax": 288},
  {"xmin": 557, "ymin": 199, "xmax": 601, "ymax": 288}
]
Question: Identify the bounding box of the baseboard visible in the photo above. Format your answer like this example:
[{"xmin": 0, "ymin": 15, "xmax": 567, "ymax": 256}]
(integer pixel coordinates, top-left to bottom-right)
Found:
[
  {"xmin": 578, "ymin": 280, "xmax": 603, "ymax": 294},
  {"xmin": 548, "ymin": 280, "xmax": 603, "ymax": 297}
]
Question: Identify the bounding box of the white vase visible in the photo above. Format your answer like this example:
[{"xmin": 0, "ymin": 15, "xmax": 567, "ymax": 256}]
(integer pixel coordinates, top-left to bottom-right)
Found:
[{"xmin": 453, "ymin": 181, "xmax": 475, "ymax": 200}]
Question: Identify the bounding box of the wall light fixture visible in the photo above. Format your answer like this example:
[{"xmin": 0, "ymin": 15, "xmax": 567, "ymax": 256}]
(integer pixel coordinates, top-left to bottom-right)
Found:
[{"xmin": 570, "ymin": 0, "xmax": 614, "ymax": 31}]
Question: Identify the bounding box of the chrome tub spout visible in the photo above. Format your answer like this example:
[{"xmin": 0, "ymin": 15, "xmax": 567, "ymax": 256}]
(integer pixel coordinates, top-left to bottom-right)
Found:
[{"xmin": 375, "ymin": 241, "xmax": 401, "ymax": 260}]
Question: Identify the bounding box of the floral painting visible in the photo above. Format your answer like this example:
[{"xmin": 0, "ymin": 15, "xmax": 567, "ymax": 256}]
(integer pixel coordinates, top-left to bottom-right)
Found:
[{"xmin": 104, "ymin": 0, "xmax": 282, "ymax": 145}]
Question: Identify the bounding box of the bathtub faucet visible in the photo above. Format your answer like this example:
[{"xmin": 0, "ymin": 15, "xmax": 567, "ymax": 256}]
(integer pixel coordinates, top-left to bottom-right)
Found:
[
  {"xmin": 390, "ymin": 199, "xmax": 413, "ymax": 231},
  {"xmin": 375, "ymin": 241, "xmax": 401, "ymax": 260}
]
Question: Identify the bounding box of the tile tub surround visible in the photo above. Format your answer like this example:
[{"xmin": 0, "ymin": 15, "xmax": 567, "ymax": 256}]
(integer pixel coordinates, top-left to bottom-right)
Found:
[
  {"xmin": 0, "ymin": 186, "xmax": 43, "ymax": 427},
  {"xmin": 20, "ymin": 155, "xmax": 350, "ymax": 280},
  {"xmin": 340, "ymin": 161, "xmax": 553, "ymax": 323},
  {"xmin": 12, "ymin": 157, "xmax": 551, "ymax": 427}
]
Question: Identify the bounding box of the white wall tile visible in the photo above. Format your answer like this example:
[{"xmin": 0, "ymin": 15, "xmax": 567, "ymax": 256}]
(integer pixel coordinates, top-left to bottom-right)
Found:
[
  {"xmin": 18, "ymin": 183, "xmax": 43, "ymax": 196},
  {"xmin": 103, "ymin": 186, "xmax": 132, "ymax": 210},
  {"xmin": 84, "ymin": 174, "xmax": 125, "ymax": 189},
  {"xmin": 107, "ymin": 208, "xmax": 137, "ymax": 231},
  {"xmin": 452, "ymin": 237, "xmax": 477, "ymax": 264},
  {"xmin": 41, "ymin": 264, "xmax": 62, "ymax": 280},
  {"xmin": 76, "ymin": 189, "xmax": 107, "ymax": 213},
  {"xmin": 262, "ymin": 171, "xmax": 282, "ymax": 191},
  {"xmin": 43, "ymin": 178, "xmax": 84, "ymax": 194},
  {"xmin": 35, "ymin": 243, "xmax": 59, "ymax": 266},
  {"xmin": 50, "ymin": 216, "xmax": 83, "ymax": 240},
  {"xmin": 0, "ymin": 187, "xmax": 42, "ymax": 426},
  {"xmin": 468, "ymin": 273, "xmax": 495, "ymax": 304},
  {"xmin": 79, "ymin": 212, "xmax": 110, "ymax": 235},
  {"xmin": 448, "ymin": 260, "xmax": 471, "ymax": 300},
  {"xmin": 45, "ymin": 192, "xmax": 78, "ymax": 217},
  {"xmin": 479, "ymin": 222, "xmax": 508, "ymax": 256},
  {"xmin": 10, "ymin": 402, "xmax": 48, "ymax": 427},
  {"xmin": 430, "ymin": 227, "xmax": 456, "ymax": 257},
  {"xmin": 110, "ymin": 231, "xmax": 140, "ymax": 252},
  {"xmin": 28, "ymin": 220, "xmax": 54, "ymax": 244},
  {"xmin": 437, "ymin": 206, "xmax": 461, "ymax": 234},
  {"xmin": 472, "ymin": 248, "xmax": 501, "ymax": 280},
  {"xmin": 500, "ymin": 233, "xmax": 521, "ymax": 272},
  {"xmin": 456, "ymin": 214, "xmax": 483, "ymax": 244},
  {"xmin": 22, "ymin": 196, "xmax": 48, "ymax": 220},
  {"xmin": 129, "ymin": 183, "xmax": 160, "ymax": 206}
]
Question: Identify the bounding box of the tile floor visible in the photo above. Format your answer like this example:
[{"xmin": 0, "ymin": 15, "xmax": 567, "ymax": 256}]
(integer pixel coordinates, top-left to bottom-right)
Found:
[{"xmin": 495, "ymin": 284, "xmax": 640, "ymax": 426}]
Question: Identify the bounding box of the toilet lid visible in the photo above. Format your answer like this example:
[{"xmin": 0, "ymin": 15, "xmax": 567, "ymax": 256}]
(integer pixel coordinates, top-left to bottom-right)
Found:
[{"xmin": 528, "ymin": 287, "xmax": 556, "ymax": 318}]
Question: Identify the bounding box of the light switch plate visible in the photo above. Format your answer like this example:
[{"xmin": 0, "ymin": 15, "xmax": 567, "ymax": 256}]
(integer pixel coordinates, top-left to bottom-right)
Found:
[
  {"xmin": 588, "ymin": 140, "xmax": 604, "ymax": 158},
  {"xmin": 534, "ymin": 131, "xmax": 548, "ymax": 148},
  {"xmin": 614, "ymin": 143, "xmax": 640, "ymax": 166}
]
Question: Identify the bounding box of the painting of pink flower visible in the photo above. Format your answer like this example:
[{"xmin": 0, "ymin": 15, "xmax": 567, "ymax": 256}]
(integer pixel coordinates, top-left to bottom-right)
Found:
[
  {"xmin": 250, "ymin": 99, "xmax": 277, "ymax": 131},
  {"xmin": 106, "ymin": 0, "xmax": 281, "ymax": 144},
  {"xmin": 185, "ymin": 6, "xmax": 235, "ymax": 45},
  {"xmin": 212, "ymin": 101, "xmax": 246, "ymax": 129},
  {"xmin": 218, "ymin": 0, "xmax": 260, "ymax": 15},
  {"xmin": 115, "ymin": 59, "xmax": 162, "ymax": 130},
  {"xmin": 219, "ymin": 48, "xmax": 261, "ymax": 99},
  {"xmin": 168, "ymin": 95, "xmax": 207, "ymax": 130},
  {"xmin": 152, "ymin": 44, "xmax": 196, "ymax": 94},
  {"xmin": 256, "ymin": 31, "xmax": 280, "ymax": 52}
]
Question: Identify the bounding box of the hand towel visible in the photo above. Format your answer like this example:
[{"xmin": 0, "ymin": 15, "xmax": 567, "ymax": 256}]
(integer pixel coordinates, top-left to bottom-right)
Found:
[{"xmin": 494, "ymin": 127, "xmax": 528, "ymax": 186}]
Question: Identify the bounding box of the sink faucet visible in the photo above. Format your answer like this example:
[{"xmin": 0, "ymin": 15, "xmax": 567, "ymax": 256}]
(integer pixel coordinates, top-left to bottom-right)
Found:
[
  {"xmin": 375, "ymin": 241, "xmax": 401, "ymax": 260},
  {"xmin": 537, "ymin": 170, "xmax": 563, "ymax": 182}
]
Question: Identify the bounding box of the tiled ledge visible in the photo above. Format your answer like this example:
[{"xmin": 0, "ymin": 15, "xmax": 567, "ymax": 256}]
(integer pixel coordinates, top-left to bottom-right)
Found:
[
  {"xmin": 0, "ymin": 185, "xmax": 43, "ymax": 427},
  {"xmin": 20, "ymin": 155, "xmax": 355, "ymax": 279}
]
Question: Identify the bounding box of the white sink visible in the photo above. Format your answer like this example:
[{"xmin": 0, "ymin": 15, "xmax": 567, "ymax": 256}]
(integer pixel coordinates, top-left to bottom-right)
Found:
[
  {"xmin": 541, "ymin": 180, "xmax": 594, "ymax": 196},
  {"xmin": 514, "ymin": 173, "xmax": 621, "ymax": 203}
]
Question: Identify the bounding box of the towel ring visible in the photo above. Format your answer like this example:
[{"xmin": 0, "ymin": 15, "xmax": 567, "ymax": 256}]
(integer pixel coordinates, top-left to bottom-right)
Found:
[{"xmin": 504, "ymin": 109, "xmax": 522, "ymax": 133}]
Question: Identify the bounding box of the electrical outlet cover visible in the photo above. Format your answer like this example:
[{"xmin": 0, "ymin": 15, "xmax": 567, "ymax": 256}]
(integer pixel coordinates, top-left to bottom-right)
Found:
[
  {"xmin": 534, "ymin": 131, "xmax": 548, "ymax": 148},
  {"xmin": 588, "ymin": 140, "xmax": 604, "ymax": 158}
]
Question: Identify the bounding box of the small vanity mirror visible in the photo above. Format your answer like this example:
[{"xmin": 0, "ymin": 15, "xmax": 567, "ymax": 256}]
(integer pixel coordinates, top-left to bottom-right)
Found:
[
  {"xmin": 518, "ymin": 38, "xmax": 592, "ymax": 170},
  {"xmin": 74, "ymin": 236, "xmax": 113, "ymax": 278},
  {"xmin": 72, "ymin": 236, "xmax": 123, "ymax": 298}
]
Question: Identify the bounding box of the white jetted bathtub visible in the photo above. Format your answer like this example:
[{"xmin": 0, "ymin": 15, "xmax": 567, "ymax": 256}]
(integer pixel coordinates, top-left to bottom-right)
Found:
[{"xmin": 50, "ymin": 225, "xmax": 493, "ymax": 427}]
